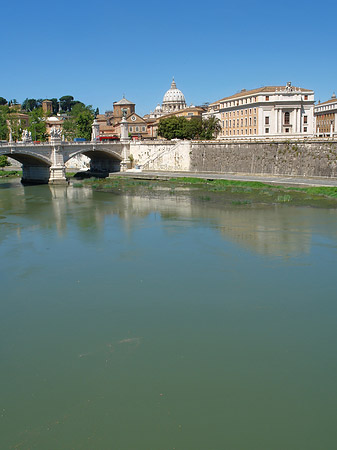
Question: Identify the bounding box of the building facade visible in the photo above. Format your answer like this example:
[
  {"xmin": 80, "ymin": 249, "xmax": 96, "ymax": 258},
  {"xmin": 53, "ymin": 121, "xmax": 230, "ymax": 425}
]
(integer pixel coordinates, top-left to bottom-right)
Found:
[
  {"xmin": 97, "ymin": 97, "xmax": 149, "ymax": 140},
  {"xmin": 315, "ymin": 93, "xmax": 337, "ymax": 137},
  {"xmin": 210, "ymin": 82, "xmax": 314, "ymax": 139}
]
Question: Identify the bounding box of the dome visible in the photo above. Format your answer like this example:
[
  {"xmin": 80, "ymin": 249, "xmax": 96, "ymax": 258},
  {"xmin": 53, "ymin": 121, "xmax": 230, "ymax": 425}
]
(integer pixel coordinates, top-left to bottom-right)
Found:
[
  {"xmin": 154, "ymin": 103, "xmax": 162, "ymax": 112},
  {"xmin": 162, "ymin": 79, "xmax": 186, "ymax": 104}
]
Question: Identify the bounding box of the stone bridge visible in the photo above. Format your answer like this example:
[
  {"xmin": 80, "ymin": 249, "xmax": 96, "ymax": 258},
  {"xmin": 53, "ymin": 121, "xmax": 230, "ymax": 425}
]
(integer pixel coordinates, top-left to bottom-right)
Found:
[{"xmin": 0, "ymin": 138, "xmax": 129, "ymax": 183}]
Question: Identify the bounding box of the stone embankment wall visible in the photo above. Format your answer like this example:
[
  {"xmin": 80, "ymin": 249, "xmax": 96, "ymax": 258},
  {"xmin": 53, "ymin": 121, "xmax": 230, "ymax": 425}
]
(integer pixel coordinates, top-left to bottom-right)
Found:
[
  {"xmin": 130, "ymin": 141, "xmax": 190, "ymax": 171},
  {"xmin": 132, "ymin": 139, "xmax": 337, "ymax": 178},
  {"xmin": 189, "ymin": 140, "xmax": 337, "ymax": 177}
]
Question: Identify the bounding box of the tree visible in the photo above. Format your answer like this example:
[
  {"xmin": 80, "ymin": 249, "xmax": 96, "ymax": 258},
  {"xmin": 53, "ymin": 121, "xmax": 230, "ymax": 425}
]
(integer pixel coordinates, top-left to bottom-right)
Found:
[
  {"xmin": 63, "ymin": 103, "xmax": 94, "ymax": 141},
  {"xmin": 158, "ymin": 115, "xmax": 221, "ymax": 140},
  {"xmin": 22, "ymin": 98, "xmax": 38, "ymax": 111},
  {"xmin": 158, "ymin": 116, "xmax": 188, "ymax": 140},
  {"xmin": 0, "ymin": 97, "xmax": 7, "ymax": 106},
  {"xmin": 50, "ymin": 98, "xmax": 59, "ymax": 114},
  {"xmin": 77, "ymin": 110, "xmax": 94, "ymax": 140},
  {"xmin": 200, "ymin": 116, "xmax": 221, "ymax": 140},
  {"xmin": 59, "ymin": 95, "xmax": 74, "ymax": 112},
  {"xmin": 7, "ymin": 108, "xmax": 24, "ymax": 142},
  {"xmin": 0, "ymin": 106, "xmax": 9, "ymax": 140},
  {"xmin": 0, "ymin": 155, "xmax": 10, "ymax": 170},
  {"xmin": 27, "ymin": 108, "xmax": 47, "ymax": 142}
]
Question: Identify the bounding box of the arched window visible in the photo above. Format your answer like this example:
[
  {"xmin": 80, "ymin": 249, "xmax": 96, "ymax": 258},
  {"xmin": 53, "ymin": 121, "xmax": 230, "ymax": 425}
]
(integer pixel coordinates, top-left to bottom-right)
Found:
[{"xmin": 284, "ymin": 112, "xmax": 290, "ymax": 125}]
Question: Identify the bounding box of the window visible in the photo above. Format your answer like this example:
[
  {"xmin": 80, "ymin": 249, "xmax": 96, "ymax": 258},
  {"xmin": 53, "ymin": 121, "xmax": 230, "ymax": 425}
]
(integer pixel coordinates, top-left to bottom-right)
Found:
[
  {"xmin": 237, "ymin": 119, "xmax": 239, "ymax": 126},
  {"xmin": 142, "ymin": 126, "xmax": 146, "ymax": 131},
  {"xmin": 254, "ymin": 129, "xmax": 256, "ymax": 134},
  {"xmin": 265, "ymin": 116, "xmax": 269, "ymax": 125},
  {"xmin": 129, "ymin": 126, "xmax": 133, "ymax": 132},
  {"xmin": 254, "ymin": 108, "xmax": 256, "ymax": 113},
  {"xmin": 241, "ymin": 110, "xmax": 243, "ymax": 115},
  {"xmin": 266, "ymin": 96, "xmax": 269, "ymax": 101},
  {"xmin": 226, "ymin": 120, "xmax": 228, "ymax": 127},
  {"xmin": 304, "ymin": 127, "xmax": 307, "ymax": 132},
  {"xmin": 249, "ymin": 117, "xmax": 252, "ymax": 126},
  {"xmin": 229, "ymin": 120, "xmax": 231, "ymax": 127},
  {"xmin": 241, "ymin": 119, "xmax": 243, "ymax": 126},
  {"xmin": 304, "ymin": 95, "xmax": 308, "ymax": 100},
  {"xmin": 265, "ymin": 128, "xmax": 269, "ymax": 133},
  {"xmin": 249, "ymin": 109, "xmax": 252, "ymax": 114},
  {"xmin": 136, "ymin": 126, "xmax": 139, "ymax": 132},
  {"xmin": 245, "ymin": 118, "xmax": 248, "ymax": 126},
  {"xmin": 249, "ymin": 129, "xmax": 252, "ymax": 134},
  {"xmin": 284, "ymin": 112, "xmax": 290, "ymax": 125},
  {"xmin": 304, "ymin": 115, "xmax": 308, "ymax": 124},
  {"xmin": 253, "ymin": 117, "xmax": 257, "ymax": 126},
  {"xmin": 285, "ymin": 128, "xmax": 289, "ymax": 133}
]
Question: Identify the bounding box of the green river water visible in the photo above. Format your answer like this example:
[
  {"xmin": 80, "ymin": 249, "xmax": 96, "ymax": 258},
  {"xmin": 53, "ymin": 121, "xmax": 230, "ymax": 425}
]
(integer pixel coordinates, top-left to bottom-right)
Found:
[{"xmin": 1, "ymin": 178, "xmax": 337, "ymax": 450}]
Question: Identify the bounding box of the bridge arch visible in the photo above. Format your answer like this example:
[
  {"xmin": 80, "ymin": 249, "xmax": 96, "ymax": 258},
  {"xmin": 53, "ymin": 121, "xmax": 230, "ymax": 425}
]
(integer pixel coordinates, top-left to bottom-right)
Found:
[
  {"xmin": 0, "ymin": 149, "xmax": 52, "ymax": 183},
  {"xmin": 65, "ymin": 148, "xmax": 123, "ymax": 174}
]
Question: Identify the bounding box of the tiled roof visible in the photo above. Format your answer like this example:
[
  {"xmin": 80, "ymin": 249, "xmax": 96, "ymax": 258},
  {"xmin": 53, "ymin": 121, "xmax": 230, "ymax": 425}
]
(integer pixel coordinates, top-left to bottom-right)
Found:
[
  {"xmin": 113, "ymin": 97, "xmax": 135, "ymax": 105},
  {"xmin": 211, "ymin": 86, "xmax": 313, "ymax": 105},
  {"xmin": 316, "ymin": 98, "xmax": 337, "ymax": 106}
]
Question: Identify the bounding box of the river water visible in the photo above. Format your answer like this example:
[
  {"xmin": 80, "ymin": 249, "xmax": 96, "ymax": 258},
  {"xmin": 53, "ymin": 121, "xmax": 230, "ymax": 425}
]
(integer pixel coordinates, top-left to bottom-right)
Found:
[{"xmin": 1, "ymin": 178, "xmax": 337, "ymax": 450}]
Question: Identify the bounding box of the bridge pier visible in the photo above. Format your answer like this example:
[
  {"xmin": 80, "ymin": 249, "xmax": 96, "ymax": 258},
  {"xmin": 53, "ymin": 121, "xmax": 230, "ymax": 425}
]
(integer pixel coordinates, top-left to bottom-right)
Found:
[
  {"xmin": 49, "ymin": 165, "xmax": 67, "ymax": 184},
  {"xmin": 49, "ymin": 137, "xmax": 67, "ymax": 184}
]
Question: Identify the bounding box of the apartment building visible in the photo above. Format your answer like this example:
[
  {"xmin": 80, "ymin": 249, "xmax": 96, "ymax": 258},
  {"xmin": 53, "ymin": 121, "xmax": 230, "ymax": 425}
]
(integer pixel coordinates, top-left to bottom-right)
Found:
[
  {"xmin": 211, "ymin": 82, "xmax": 314, "ymax": 139},
  {"xmin": 315, "ymin": 93, "xmax": 337, "ymax": 137}
]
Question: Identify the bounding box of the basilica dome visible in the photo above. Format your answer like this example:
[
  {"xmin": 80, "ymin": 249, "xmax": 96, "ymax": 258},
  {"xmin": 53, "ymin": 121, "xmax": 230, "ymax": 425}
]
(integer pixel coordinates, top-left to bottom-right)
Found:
[{"xmin": 162, "ymin": 78, "xmax": 187, "ymax": 112}]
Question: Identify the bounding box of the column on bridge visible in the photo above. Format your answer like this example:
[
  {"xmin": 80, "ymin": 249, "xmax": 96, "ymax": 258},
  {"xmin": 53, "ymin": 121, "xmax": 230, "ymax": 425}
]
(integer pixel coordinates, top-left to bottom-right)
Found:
[{"xmin": 49, "ymin": 137, "xmax": 67, "ymax": 184}]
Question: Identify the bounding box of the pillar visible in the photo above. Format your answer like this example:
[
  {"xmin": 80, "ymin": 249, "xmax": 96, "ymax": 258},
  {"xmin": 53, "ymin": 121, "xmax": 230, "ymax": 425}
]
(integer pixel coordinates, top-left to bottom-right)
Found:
[
  {"xmin": 49, "ymin": 138, "xmax": 67, "ymax": 184},
  {"xmin": 91, "ymin": 119, "xmax": 100, "ymax": 141}
]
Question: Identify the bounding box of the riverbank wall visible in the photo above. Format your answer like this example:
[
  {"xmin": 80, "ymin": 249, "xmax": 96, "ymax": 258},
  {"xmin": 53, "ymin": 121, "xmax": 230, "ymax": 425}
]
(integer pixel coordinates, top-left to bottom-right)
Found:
[{"xmin": 129, "ymin": 139, "xmax": 337, "ymax": 178}]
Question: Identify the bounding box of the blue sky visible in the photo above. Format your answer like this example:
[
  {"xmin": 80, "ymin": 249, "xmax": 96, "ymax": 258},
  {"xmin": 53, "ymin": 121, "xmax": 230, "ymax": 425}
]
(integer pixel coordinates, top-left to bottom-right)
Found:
[{"xmin": 1, "ymin": 0, "xmax": 336, "ymax": 116}]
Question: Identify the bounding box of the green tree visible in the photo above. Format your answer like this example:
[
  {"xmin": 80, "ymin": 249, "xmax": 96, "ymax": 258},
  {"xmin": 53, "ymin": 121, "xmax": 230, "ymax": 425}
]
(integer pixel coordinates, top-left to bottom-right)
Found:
[
  {"xmin": 59, "ymin": 95, "xmax": 74, "ymax": 112},
  {"xmin": 0, "ymin": 106, "xmax": 9, "ymax": 140},
  {"xmin": 158, "ymin": 116, "xmax": 188, "ymax": 139},
  {"xmin": 27, "ymin": 108, "xmax": 48, "ymax": 142},
  {"xmin": 200, "ymin": 116, "xmax": 221, "ymax": 140},
  {"xmin": 158, "ymin": 115, "xmax": 221, "ymax": 140},
  {"xmin": 0, "ymin": 97, "xmax": 7, "ymax": 106},
  {"xmin": 7, "ymin": 108, "xmax": 24, "ymax": 142},
  {"xmin": 50, "ymin": 98, "xmax": 59, "ymax": 114},
  {"xmin": 22, "ymin": 98, "xmax": 38, "ymax": 111},
  {"xmin": 0, "ymin": 155, "xmax": 10, "ymax": 170},
  {"xmin": 63, "ymin": 104, "xmax": 94, "ymax": 141}
]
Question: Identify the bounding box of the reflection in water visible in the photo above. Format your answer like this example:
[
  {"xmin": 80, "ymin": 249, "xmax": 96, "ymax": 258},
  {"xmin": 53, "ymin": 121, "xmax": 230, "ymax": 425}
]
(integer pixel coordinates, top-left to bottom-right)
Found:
[
  {"xmin": 1, "ymin": 179, "xmax": 337, "ymax": 450},
  {"xmin": 1, "ymin": 180, "xmax": 337, "ymax": 257}
]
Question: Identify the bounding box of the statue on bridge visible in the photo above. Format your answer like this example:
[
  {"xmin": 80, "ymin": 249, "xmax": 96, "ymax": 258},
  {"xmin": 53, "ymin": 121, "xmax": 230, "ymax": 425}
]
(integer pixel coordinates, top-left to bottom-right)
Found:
[
  {"xmin": 50, "ymin": 126, "xmax": 62, "ymax": 139},
  {"xmin": 22, "ymin": 129, "xmax": 32, "ymax": 142}
]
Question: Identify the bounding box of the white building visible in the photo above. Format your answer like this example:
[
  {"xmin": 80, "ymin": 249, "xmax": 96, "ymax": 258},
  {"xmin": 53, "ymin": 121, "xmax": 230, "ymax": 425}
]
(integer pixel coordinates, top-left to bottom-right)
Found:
[
  {"xmin": 211, "ymin": 82, "xmax": 315, "ymax": 139},
  {"xmin": 146, "ymin": 78, "xmax": 188, "ymax": 119}
]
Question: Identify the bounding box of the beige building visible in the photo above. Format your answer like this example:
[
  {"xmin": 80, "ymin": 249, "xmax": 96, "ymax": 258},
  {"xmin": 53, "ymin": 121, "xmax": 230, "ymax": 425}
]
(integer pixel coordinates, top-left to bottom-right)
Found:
[
  {"xmin": 97, "ymin": 97, "xmax": 149, "ymax": 140},
  {"xmin": 315, "ymin": 93, "xmax": 337, "ymax": 137},
  {"xmin": 209, "ymin": 82, "xmax": 315, "ymax": 139}
]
